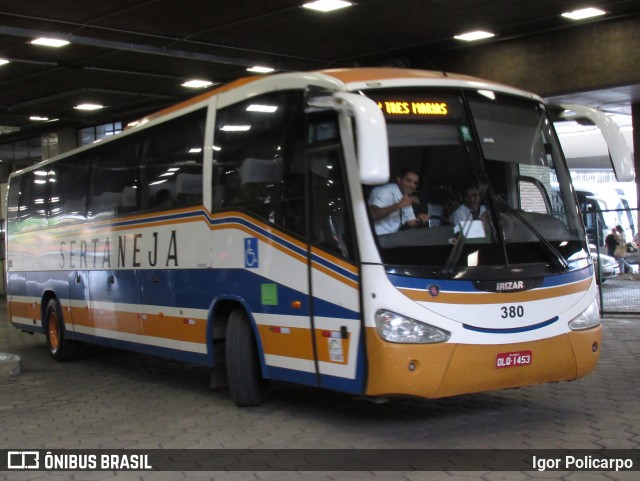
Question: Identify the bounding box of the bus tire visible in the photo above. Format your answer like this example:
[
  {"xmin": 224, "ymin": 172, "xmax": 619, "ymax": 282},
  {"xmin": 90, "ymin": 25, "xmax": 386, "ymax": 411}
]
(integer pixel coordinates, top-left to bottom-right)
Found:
[
  {"xmin": 45, "ymin": 299, "xmax": 78, "ymax": 362},
  {"xmin": 225, "ymin": 309, "xmax": 268, "ymax": 407}
]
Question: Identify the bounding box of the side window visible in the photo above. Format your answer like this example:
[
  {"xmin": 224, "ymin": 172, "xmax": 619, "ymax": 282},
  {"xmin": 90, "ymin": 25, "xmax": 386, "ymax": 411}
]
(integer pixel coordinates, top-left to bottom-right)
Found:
[
  {"xmin": 517, "ymin": 177, "xmax": 550, "ymax": 214},
  {"xmin": 308, "ymin": 148, "xmax": 354, "ymax": 260},
  {"xmin": 89, "ymin": 138, "xmax": 139, "ymax": 219},
  {"xmin": 49, "ymin": 155, "xmax": 89, "ymax": 225},
  {"xmin": 17, "ymin": 169, "xmax": 49, "ymax": 231},
  {"xmin": 212, "ymin": 91, "xmax": 305, "ymax": 236},
  {"xmin": 6, "ymin": 175, "xmax": 21, "ymax": 231},
  {"xmin": 142, "ymin": 109, "xmax": 206, "ymax": 211}
]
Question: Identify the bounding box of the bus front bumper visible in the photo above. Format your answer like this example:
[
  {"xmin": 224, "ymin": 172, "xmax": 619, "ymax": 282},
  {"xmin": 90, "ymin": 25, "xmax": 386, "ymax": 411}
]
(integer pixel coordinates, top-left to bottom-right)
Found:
[{"xmin": 364, "ymin": 326, "xmax": 601, "ymax": 399}]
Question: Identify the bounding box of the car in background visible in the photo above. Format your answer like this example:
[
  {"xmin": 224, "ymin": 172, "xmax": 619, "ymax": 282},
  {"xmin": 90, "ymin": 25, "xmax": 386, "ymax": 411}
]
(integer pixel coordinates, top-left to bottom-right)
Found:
[{"xmin": 590, "ymin": 245, "xmax": 620, "ymax": 284}]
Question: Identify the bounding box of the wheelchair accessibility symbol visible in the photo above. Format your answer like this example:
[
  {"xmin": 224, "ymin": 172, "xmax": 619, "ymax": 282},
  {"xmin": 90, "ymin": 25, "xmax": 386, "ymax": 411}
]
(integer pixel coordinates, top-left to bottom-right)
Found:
[{"xmin": 244, "ymin": 237, "xmax": 259, "ymax": 268}]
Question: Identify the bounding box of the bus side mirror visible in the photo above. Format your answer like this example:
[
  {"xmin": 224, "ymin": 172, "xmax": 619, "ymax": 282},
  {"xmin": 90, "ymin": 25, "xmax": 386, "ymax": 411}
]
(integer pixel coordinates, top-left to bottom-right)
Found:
[{"xmin": 333, "ymin": 92, "xmax": 390, "ymax": 185}]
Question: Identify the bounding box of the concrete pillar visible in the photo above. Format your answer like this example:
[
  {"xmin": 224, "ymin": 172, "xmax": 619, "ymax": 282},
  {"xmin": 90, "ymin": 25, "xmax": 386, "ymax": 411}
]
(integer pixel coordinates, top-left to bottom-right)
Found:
[{"xmin": 633, "ymin": 102, "xmax": 640, "ymax": 238}]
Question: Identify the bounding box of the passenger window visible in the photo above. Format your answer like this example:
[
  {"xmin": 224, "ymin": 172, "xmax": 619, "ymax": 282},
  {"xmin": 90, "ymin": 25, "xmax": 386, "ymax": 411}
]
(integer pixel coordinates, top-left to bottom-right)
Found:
[
  {"xmin": 212, "ymin": 91, "xmax": 305, "ymax": 236},
  {"xmin": 49, "ymin": 156, "xmax": 89, "ymax": 225},
  {"xmin": 308, "ymin": 149, "xmax": 354, "ymax": 260},
  {"xmin": 89, "ymin": 139, "xmax": 139, "ymax": 219},
  {"xmin": 141, "ymin": 109, "xmax": 205, "ymax": 211},
  {"xmin": 19, "ymin": 170, "xmax": 50, "ymax": 230}
]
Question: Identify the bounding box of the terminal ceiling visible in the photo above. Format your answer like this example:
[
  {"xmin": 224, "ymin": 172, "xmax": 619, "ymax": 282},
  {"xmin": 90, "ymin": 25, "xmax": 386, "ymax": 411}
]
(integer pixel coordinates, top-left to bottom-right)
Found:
[{"xmin": 0, "ymin": 0, "xmax": 639, "ymax": 143}]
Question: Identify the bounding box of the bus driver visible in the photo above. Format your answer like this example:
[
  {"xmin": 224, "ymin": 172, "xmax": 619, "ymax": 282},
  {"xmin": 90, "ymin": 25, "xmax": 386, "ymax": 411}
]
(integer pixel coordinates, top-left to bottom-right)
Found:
[{"xmin": 368, "ymin": 167, "xmax": 429, "ymax": 234}]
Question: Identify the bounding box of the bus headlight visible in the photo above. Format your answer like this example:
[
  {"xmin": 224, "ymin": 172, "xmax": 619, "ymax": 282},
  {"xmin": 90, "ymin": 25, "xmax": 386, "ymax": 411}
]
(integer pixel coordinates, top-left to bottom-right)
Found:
[
  {"xmin": 375, "ymin": 310, "xmax": 450, "ymax": 344},
  {"xmin": 568, "ymin": 301, "xmax": 601, "ymax": 331}
]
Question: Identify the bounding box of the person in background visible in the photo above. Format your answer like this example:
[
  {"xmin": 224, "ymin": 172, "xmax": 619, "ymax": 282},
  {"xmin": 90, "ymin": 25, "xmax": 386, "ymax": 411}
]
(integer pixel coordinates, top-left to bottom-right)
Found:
[
  {"xmin": 450, "ymin": 184, "xmax": 486, "ymax": 227},
  {"xmin": 613, "ymin": 225, "xmax": 634, "ymax": 274},
  {"xmin": 605, "ymin": 228, "xmax": 617, "ymax": 257}
]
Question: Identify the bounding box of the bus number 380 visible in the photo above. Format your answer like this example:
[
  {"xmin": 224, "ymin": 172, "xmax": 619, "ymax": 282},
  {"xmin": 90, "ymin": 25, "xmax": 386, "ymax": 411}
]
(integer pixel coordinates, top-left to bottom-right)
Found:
[{"xmin": 501, "ymin": 305, "xmax": 524, "ymax": 318}]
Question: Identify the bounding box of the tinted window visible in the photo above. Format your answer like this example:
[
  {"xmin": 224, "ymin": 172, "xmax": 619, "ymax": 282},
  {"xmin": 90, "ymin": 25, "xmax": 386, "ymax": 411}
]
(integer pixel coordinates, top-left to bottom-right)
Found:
[
  {"xmin": 89, "ymin": 139, "xmax": 139, "ymax": 219},
  {"xmin": 212, "ymin": 91, "xmax": 305, "ymax": 236},
  {"xmin": 49, "ymin": 155, "xmax": 89, "ymax": 225},
  {"xmin": 141, "ymin": 109, "xmax": 206, "ymax": 211}
]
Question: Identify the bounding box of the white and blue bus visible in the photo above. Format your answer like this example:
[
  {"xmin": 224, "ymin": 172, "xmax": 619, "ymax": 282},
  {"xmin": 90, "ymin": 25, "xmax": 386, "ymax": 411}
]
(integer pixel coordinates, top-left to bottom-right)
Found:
[{"xmin": 6, "ymin": 69, "xmax": 615, "ymax": 406}]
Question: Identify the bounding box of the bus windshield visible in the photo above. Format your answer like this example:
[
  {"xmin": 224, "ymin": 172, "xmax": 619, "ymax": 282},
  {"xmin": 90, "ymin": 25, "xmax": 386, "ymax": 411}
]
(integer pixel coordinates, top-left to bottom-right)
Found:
[{"xmin": 363, "ymin": 88, "xmax": 588, "ymax": 278}]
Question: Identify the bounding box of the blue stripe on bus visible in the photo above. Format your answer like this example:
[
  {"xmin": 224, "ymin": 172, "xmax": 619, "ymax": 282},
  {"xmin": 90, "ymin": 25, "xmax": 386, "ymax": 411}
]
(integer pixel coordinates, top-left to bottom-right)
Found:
[
  {"xmin": 8, "ymin": 267, "xmax": 359, "ymax": 325},
  {"xmin": 463, "ymin": 316, "xmax": 560, "ymax": 334},
  {"xmin": 209, "ymin": 214, "xmax": 309, "ymax": 259},
  {"xmin": 310, "ymin": 251, "xmax": 359, "ymax": 284}
]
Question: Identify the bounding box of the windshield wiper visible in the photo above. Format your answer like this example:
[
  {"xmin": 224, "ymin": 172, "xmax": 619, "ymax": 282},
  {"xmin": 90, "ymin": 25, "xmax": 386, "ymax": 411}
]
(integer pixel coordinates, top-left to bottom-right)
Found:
[
  {"xmin": 491, "ymin": 195, "xmax": 569, "ymax": 272},
  {"xmin": 442, "ymin": 233, "xmax": 465, "ymax": 277}
]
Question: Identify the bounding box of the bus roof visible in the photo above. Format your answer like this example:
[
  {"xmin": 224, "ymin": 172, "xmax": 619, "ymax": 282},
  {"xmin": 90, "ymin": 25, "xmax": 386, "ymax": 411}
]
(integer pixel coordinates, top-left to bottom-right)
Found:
[
  {"xmin": 132, "ymin": 68, "xmax": 542, "ymax": 127},
  {"xmin": 10, "ymin": 68, "xmax": 543, "ymax": 178}
]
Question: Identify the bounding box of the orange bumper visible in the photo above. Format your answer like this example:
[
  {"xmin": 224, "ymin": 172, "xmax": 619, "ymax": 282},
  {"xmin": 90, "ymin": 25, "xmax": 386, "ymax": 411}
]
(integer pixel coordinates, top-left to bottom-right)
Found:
[{"xmin": 365, "ymin": 325, "xmax": 601, "ymax": 398}]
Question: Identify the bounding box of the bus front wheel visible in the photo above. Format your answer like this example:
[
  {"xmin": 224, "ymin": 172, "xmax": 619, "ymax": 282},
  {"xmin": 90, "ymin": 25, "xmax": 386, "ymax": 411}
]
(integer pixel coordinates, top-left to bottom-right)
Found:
[
  {"xmin": 225, "ymin": 309, "xmax": 268, "ymax": 407},
  {"xmin": 45, "ymin": 299, "xmax": 78, "ymax": 362}
]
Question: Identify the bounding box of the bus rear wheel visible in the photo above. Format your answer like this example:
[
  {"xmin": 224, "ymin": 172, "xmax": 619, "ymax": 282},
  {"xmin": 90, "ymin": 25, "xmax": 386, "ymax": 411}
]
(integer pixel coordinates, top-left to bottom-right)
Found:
[
  {"xmin": 225, "ymin": 309, "xmax": 268, "ymax": 407},
  {"xmin": 45, "ymin": 299, "xmax": 78, "ymax": 362}
]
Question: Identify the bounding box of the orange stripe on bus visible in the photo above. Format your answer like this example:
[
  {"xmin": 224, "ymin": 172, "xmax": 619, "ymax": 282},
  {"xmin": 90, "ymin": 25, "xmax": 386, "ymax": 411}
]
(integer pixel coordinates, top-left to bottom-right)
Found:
[
  {"xmin": 69, "ymin": 307, "xmax": 207, "ymax": 343},
  {"xmin": 8, "ymin": 300, "xmax": 39, "ymax": 320},
  {"xmin": 399, "ymin": 277, "xmax": 593, "ymax": 304},
  {"xmin": 311, "ymin": 260, "xmax": 358, "ymax": 290},
  {"xmin": 257, "ymin": 324, "xmax": 315, "ymax": 360}
]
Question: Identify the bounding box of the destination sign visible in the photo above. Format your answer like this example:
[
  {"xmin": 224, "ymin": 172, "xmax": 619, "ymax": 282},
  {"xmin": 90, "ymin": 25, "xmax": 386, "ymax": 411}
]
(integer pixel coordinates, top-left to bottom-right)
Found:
[{"xmin": 377, "ymin": 101, "xmax": 449, "ymax": 116}]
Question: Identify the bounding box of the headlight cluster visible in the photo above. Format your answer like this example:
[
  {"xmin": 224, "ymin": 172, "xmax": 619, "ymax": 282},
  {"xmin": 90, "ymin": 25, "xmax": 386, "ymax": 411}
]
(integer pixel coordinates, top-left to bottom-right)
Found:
[
  {"xmin": 375, "ymin": 310, "xmax": 450, "ymax": 344},
  {"xmin": 568, "ymin": 301, "xmax": 601, "ymax": 331}
]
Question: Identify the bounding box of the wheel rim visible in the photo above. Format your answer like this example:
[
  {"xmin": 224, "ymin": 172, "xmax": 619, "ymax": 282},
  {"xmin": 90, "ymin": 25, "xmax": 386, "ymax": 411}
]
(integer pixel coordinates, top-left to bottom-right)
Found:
[{"xmin": 48, "ymin": 311, "xmax": 60, "ymax": 351}]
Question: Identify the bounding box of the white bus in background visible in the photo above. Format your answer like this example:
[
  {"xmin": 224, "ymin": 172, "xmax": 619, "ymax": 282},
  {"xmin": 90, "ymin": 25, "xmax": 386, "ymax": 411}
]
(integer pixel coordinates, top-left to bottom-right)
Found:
[
  {"xmin": 553, "ymin": 105, "xmax": 636, "ymax": 245},
  {"xmin": 573, "ymin": 184, "xmax": 636, "ymax": 246},
  {"xmin": 554, "ymin": 105, "xmax": 634, "ymax": 185}
]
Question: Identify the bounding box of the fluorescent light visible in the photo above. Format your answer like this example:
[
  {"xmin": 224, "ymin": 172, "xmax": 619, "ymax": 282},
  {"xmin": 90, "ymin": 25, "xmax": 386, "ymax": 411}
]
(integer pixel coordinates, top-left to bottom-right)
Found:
[
  {"xmin": 181, "ymin": 79, "xmax": 213, "ymax": 88},
  {"xmin": 0, "ymin": 59, "xmax": 9, "ymax": 66},
  {"xmin": 31, "ymin": 38, "xmax": 70, "ymax": 48},
  {"xmin": 247, "ymin": 66, "xmax": 275, "ymax": 74},
  {"xmin": 562, "ymin": 8, "xmax": 606, "ymax": 20},
  {"xmin": 454, "ymin": 30, "xmax": 495, "ymax": 42},
  {"xmin": 30, "ymin": 116, "xmax": 49, "ymax": 121},
  {"xmin": 74, "ymin": 103, "xmax": 104, "ymax": 111},
  {"xmin": 246, "ymin": 104, "xmax": 278, "ymax": 113},
  {"xmin": 220, "ymin": 125, "xmax": 251, "ymax": 132},
  {"xmin": 302, "ymin": 0, "xmax": 353, "ymax": 12}
]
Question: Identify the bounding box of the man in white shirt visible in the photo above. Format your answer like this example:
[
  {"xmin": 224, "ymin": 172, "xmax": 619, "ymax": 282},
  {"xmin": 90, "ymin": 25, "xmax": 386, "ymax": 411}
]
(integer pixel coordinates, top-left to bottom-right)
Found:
[
  {"xmin": 368, "ymin": 167, "xmax": 429, "ymax": 235},
  {"xmin": 450, "ymin": 185, "xmax": 486, "ymax": 226}
]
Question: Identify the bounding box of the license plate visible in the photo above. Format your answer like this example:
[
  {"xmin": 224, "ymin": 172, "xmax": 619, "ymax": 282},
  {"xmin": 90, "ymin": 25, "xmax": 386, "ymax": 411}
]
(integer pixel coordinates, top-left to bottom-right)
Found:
[{"xmin": 496, "ymin": 350, "xmax": 532, "ymax": 369}]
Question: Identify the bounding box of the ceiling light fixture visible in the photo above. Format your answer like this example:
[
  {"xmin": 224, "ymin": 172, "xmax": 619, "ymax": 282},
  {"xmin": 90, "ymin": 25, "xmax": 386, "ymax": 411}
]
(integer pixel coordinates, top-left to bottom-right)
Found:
[
  {"xmin": 31, "ymin": 37, "xmax": 70, "ymax": 48},
  {"xmin": 0, "ymin": 59, "xmax": 9, "ymax": 66},
  {"xmin": 454, "ymin": 30, "xmax": 495, "ymax": 42},
  {"xmin": 247, "ymin": 66, "xmax": 275, "ymax": 74},
  {"xmin": 74, "ymin": 103, "xmax": 104, "ymax": 111},
  {"xmin": 30, "ymin": 116, "xmax": 49, "ymax": 121},
  {"xmin": 181, "ymin": 79, "xmax": 213, "ymax": 88},
  {"xmin": 561, "ymin": 7, "xmax": 606, "ymax": 20},
  {"xmin": 302, "ymin": 0, "xmax": 353, "ymax": 13},
  {"xmin": 246, "ymin": 104, "xmax": 278, "ymax": 113}
]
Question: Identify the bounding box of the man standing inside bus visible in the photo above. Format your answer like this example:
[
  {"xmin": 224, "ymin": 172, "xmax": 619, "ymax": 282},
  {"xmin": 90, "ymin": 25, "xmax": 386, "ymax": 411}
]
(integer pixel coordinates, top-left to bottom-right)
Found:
[{"xmin": 368, "ymin": 167, "xmax": 429, "ymax": 234}]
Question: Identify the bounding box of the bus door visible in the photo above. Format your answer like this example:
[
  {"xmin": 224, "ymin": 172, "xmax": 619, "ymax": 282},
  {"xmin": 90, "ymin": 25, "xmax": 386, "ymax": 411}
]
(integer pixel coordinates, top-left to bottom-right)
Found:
[
  {"xmin": 306, "ymin": 146, "xmax": 364, "ymax": 394},
  {"xmin": 88, "ymin": 265, "xmax": 141, "ymax": 346}
]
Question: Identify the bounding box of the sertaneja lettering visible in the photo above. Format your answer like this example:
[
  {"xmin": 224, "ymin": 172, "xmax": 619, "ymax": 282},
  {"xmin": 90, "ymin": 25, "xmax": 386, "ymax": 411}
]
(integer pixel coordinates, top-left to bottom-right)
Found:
[{"xmin": 59, "ymin": 230, "xmax": 178, "ymax": 269}]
